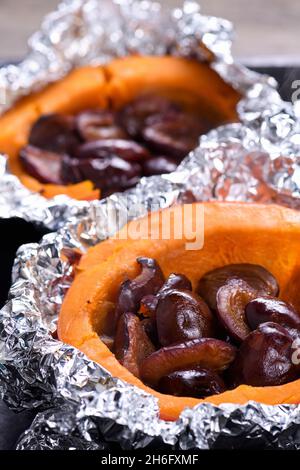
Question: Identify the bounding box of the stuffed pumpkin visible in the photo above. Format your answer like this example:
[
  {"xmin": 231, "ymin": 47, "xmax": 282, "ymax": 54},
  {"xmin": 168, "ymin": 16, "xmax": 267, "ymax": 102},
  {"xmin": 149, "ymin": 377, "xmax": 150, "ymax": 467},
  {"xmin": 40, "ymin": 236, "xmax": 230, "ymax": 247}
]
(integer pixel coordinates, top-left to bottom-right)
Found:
[
  {"xmin": 58, "ymin": 202, "xmax": 300, "ymax": 420},
  {"xmin": 0, "ymin": 57, "xmax": 240, "ymax": 200}
]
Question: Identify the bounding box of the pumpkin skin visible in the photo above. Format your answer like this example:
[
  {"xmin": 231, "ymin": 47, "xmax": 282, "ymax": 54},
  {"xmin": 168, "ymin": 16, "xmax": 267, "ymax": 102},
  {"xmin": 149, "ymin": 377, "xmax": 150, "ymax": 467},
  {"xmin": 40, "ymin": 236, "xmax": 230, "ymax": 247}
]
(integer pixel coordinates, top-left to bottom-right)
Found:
[
  {"xmin": 58, "ymin": 202, "xmax": 300, "ymax": 421},
  {"xmin": 0, "ymin": 57, "xmax": 241, "ymax": 200}
]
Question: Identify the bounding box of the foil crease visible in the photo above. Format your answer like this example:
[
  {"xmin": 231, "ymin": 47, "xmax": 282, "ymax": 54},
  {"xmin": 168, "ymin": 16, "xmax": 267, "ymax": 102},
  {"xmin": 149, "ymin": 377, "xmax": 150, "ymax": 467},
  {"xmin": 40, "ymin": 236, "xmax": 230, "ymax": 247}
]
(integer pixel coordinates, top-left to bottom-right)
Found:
[
  {"xmin": 0, "ymin": 0, "xmax": 300, "ymax": 451},
  {"xmin": 17, "ymin": 403, "xmax": 300, "ymax": 450},
  {"xmin": 0, "ymin": 0, "xmax": 297, "ymax": 230}
]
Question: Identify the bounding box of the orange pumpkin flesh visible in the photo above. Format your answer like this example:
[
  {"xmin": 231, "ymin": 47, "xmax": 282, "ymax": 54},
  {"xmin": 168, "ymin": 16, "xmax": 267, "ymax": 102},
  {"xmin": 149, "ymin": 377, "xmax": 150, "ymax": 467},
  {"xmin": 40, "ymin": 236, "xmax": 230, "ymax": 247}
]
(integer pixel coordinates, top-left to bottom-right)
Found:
[
  {"xmin": 0, "ymin": 57, "xmax": 241, "ymax": 200},
  {"xmin": 106, "ymin": 56, "xmax": 240, "ymax": 125},
  {"xmin": 58, "ymin": 202, "xmax": 300, "ymax": 421},
  {"xmin": 0, "ymin": 66, "xmax": 107, "ymax": 200}
]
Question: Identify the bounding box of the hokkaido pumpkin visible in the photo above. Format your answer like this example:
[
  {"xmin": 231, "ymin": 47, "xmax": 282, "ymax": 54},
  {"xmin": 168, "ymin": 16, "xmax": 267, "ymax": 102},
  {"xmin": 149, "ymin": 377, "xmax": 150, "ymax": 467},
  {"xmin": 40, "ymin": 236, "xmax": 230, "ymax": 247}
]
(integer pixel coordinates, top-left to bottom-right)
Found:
[
  {"xmin": 58, "ymin": 202, "xmax": 300, "ymax": 421},
  {"xmin": 0, "ymin": 57, "xmax": 241, "ymax": 200}
]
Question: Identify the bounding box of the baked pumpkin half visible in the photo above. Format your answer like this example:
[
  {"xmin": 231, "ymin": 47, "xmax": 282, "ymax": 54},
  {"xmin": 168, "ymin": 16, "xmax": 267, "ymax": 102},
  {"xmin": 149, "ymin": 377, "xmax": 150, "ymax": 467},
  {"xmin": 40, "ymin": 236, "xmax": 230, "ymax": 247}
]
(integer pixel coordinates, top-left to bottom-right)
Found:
[
  {"xmin": 0, "ymin": 56, "xmax": 241, "ymax": 200},
  {"xmin": 58, "ymin": 202, "xmax": 300, "ymax": 421}
]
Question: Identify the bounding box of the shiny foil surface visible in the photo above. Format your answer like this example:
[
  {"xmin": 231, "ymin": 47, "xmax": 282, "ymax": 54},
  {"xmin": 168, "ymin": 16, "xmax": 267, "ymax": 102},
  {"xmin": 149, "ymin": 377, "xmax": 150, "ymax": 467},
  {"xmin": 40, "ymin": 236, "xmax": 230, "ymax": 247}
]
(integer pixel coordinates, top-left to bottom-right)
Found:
[{"xmin": 0, "ymin": 0, "xmax": 300, "ymax": 451}]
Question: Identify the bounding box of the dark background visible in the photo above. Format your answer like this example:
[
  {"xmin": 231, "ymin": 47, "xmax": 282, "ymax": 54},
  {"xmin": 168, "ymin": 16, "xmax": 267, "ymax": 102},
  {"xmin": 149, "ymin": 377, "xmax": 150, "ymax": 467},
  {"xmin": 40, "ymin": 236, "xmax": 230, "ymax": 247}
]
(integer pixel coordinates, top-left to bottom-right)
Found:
[{"xmin": 0, "ymin": 219, "xmax": 48, "ymax": 450}]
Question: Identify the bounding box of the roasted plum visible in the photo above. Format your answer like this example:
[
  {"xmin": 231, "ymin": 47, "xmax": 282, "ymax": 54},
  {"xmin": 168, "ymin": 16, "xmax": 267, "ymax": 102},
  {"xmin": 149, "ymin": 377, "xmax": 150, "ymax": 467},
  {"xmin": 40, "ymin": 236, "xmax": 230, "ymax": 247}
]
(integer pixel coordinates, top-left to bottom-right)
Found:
[
  {"xmin": 20, "ymin": 145, "xmax": 63, "ymax": 185},
  {"xmin": 141, "ymin": 318, "xmax": 159, "ymax": 347},
  {"xmin": 76, "ymin": 110, "xmax": 127, "ymax": 141},
  {"xmin": 216, "ymin": 278, "xmax": 258, "ymax": 342},
  {"xmin": 140, "ymin": 273, "xmax": 193, "ymax": 316},
  {"xmin": 142, "ymin": 112, "xmax": 206, "ymax": 160},
  {"xmin": 140, "ymin": 338, "xmax": 236, "ymax": 386},
  {"xmin": 156, "ymin": 289, "xmax": 214, "ymax": 346},
  {"xmin": 114, "ymin": 257, "xmax": 165, "ymax": 324},
  {"xmin": 21, "ymin": 94, "xmax": 213, "ymax": 193},
  {"xmin": 159, "ymin": 367, "xmax": 226, "ymax": 398},
  {"xmin": 245, "ymin": 297, "xmax": 300, "ymax": 332},
  {"xmin": 118, "ymin": 94, "xmax": 180, "ymax": 138},
  {"xmin": 62, "ymin": 154, "xmax": 142, "ymax": 193},
  {"xmin": 107, "ymin": 258, "xmax": 300, "ymax": 398},
  {"xmin": 74, "ymin": 139, "xmax": 150, "ymax": 163},
  {"xmin": 228, "ymin": 322, "xmax": 299, "ymax": 388},
  {"xmin": 114, "ymin": 312, "xmax": 155, "ymax": 378},
  {"xmin": 159, "ymin": 273, "xmax": 192, "ymax": 295},
  {"xmin": 28, "ymin": 114, "xmax": 80, "ymax": 153},
  {"xmin": 197, "ymin": 263, "xmax": 279, "ymax": 311}
]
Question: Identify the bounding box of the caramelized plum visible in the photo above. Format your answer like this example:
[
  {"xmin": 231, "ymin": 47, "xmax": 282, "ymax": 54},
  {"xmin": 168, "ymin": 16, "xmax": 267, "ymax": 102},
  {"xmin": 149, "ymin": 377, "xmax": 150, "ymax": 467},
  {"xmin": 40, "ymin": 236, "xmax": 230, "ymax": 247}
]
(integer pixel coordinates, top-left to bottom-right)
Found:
[
  {"xmin": 114, "ymin": 312, "xmax": 155, "ymax": 378},
  {"xmin": 159, "ymin": 367, "xmax": 226, "ymax": 398},
  {"xmin": 216, "ymin": 278, "xmax": 257, "ymax": 342},
  {"xmin": 110, "ymin": 257, "xmax": 300, "ymax": 396},
  {"xmin": 140, "ymin": 338, "xmax": 236, "ymax": 386},
  {"xmin": 22, "ymin": 97, "xmax": 213, "ymax": 190},
  {"xmin": 159, "ymin": 273, "xmax": 192, "ymax": 295},
  {"xmin": 142, "ymin": 112, "xmax": 206, "ymax": 160},
  {"xmin": 228, "ymin": 322, "xmax": 298, "ymax": 387},
  {"xmin": 28, "ymin": 114, "xmax": 79, "ymax": 153},
  {"xmin": 62, "ymin": 154, "xmax": 141, "ymax": 192},
  {"xmin": 140, "ymin": 273, "xmax": 193, "ymax": 317},
  {"xmin": 20, "ymin": 145, "xmax": 63, "ymax": 184},
  {"xmin": 197, "ymin": 264, "xmax": 279, "ymax": 311},
  {"xmin": 245, "ymin": 297, "xmax": 300, "ymax": 331},
  {"xmin": 114, "ymin": 257, "xmax": 165, "ymax": 323},
  {"xmin": 118, "ymin": 95, "xmax": 180, "ymax": 138},
  {"xmin": 143, "ymin": 156, "xmax": 177, "ymax": 176},
  {"xmin": 75, "ymin": 139, "xmax": 150, "ymax": 163},
  {"xmin": 141, "ymin": 318, "xmax": 159, "ymax": 347},
  {"xmin": 76, "ymin": 110, "xmax": 127, "ymax": 141},
  {"xmin": 156, "ymin": 289, "xmax": 214, "ymax": 346}
]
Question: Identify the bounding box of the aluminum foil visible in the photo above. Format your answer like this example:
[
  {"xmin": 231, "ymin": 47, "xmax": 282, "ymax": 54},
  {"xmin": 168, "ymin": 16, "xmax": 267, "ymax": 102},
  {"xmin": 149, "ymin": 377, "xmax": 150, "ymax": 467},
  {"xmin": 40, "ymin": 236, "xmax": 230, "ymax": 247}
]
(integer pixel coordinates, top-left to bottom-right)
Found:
[
  {"xmin": 2, "ymin": 174, "xmax": 300, "ymax": 450},
  {"xmin": 0, "ymin": 0, "xmax": 293, "ymax": 230},
  {"xmin": 1, "ymin": 0, "xmax": 300, "ymax": 451}
]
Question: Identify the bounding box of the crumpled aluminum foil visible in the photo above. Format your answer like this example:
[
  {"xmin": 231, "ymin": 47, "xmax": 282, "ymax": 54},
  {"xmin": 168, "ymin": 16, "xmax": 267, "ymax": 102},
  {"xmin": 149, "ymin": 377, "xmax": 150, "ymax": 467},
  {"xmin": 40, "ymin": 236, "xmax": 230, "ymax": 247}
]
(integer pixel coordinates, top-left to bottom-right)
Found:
[
  {"xmin": 2, "ymin": 172, "xmax": 300, "ymax": 450},
  {"xmin": 17, "ymin": 402, "xmax": 300, "ymax": 450},
  {"xmin": 1, "ymin": 0, "xmax": 300, "ymax": 451},
  {"xmin": 0, "ymin": 0, "xmax": 295, "ymax": 230}
]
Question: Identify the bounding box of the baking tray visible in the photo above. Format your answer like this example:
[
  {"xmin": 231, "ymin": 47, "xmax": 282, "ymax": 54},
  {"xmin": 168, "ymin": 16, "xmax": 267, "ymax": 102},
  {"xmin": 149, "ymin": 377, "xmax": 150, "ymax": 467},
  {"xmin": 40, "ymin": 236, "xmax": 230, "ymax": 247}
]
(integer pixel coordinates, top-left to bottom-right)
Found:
[{"xmin": 0, "ymin": 64, "xmax": 299, "ymax": 450}]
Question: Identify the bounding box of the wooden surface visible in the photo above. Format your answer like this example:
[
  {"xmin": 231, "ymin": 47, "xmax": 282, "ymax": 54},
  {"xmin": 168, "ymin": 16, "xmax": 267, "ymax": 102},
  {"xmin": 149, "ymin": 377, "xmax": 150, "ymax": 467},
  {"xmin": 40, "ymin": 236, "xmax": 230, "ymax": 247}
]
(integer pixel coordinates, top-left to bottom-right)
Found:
[{"xmin": 0, "ymin": 0, "xmax": 299, "ymax": 63}]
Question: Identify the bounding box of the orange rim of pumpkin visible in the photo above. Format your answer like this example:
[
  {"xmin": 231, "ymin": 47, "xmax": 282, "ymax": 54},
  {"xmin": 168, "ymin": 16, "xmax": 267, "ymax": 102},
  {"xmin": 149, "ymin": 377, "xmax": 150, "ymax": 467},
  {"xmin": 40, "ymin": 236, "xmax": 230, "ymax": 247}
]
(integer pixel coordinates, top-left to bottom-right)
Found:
[
  {"xmin": 58, "ymin": 201, "xmax": 300, "ymax": 421},
  {"xmin": 0, "ymin": 56, "xmax": 241, "ymax": 200}
]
